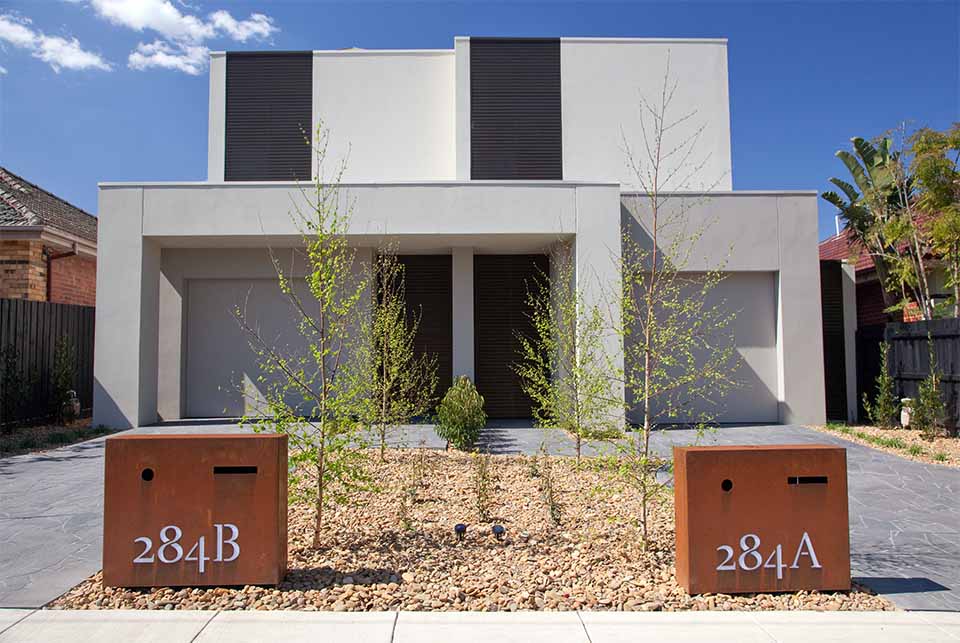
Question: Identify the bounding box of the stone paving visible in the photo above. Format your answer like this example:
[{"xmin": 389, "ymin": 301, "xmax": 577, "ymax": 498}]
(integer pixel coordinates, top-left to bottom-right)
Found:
[{"xmin": 0, "ymin": 422, "xmax": 957, "ymax": 611}]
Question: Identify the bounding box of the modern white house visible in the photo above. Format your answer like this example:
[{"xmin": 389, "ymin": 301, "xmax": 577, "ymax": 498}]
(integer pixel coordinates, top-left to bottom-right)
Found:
[{"xmin": 93, "ymin": 37, "xmax": 825, "ymax": 429}]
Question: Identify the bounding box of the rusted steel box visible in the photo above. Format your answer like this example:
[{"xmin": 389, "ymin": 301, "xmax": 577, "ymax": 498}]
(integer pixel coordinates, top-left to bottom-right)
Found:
[
  {"xmin": 674, "ymin": 445, "xmax": 850, "ymax": 594},
  {"xmin": 103, "ymin": 433, "xmax": 288, "ymax": 588}
]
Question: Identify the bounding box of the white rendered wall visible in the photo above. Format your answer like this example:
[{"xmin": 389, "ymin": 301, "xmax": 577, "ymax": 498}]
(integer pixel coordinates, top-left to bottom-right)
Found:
[
  {"xmin": 561, "ymin": 39, "xmax": 733, "ymax": 190},
  {"xmin": 312, "ymin": 51, "xmax": 456, "ymax": 181}
]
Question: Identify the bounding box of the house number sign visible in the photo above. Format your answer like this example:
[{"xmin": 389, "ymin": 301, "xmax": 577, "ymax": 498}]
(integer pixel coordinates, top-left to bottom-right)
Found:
[
  {"xmin": 132, "ymin": 523, "xmax": 240, "ymax": 573},
  {"xmin": 715, "ymin": 532, "xmax": 821, "ymax": 580}
]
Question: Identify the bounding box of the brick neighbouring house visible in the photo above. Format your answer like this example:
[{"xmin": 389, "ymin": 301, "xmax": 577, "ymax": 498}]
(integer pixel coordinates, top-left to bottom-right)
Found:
[
  {"xmin": 818, "ymin": 226, "xmax": 952, "ymax": 326},
  {"xmin": 0, "ymin": 167, "xmax": 97, "ymax": 306}
]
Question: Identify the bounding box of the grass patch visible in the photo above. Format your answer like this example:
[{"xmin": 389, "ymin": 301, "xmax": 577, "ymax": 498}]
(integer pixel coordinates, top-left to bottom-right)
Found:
[
  {"xmin": 908, "ymin": 444, "xmax": 925, "ymax": 456},
  {"xmin": 0, "ymin": 421, "xmax": 115, "ymax": 457},
  {"xmin": 933, "ymin": 452, "xmax": 948, "ymax": 462}
]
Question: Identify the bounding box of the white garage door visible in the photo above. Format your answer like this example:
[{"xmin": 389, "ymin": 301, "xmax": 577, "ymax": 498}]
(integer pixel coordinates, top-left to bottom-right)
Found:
[
  {"xmin": 626, "ymin": 272, "xmax": 779, "ymax": 425},
  {"xmin": 185, "ymin": 278, "xmax": 315, "ymax": 418}
]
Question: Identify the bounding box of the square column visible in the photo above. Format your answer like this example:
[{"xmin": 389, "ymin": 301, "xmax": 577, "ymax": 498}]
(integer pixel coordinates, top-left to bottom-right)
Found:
[
  {"xmin": 451, "ymin": 247, "xmax": 475, "ymax": 381},
  {"xmin": 93, "ymin": 187, "xmax": 160, "ymax": 429}
]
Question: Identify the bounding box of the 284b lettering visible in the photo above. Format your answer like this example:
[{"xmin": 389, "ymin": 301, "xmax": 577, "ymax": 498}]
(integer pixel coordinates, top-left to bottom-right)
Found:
[{"xmin": 133, "ymin": 524, "xmax": 240, "ymax": 573}]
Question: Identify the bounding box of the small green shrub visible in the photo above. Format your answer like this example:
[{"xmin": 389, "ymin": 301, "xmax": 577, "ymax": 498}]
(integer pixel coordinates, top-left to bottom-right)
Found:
[
  {"xmin": 435, "ymin": 376, "xmax": 486, "ymax": 451},
  {"xmin": 933, "ymin": 452, "xmax": 948, "ymax": 462},
  {"xmin": 47, "ymin": 431, "xmax": 73, "ymax": 445},
  {"xmin": 912, "ymin": 339, "xmax": 946, "ymax": 439},
  {"xmin": 863, "ymin": 342, "xmax": 899, "ymax": 428},
  {"xmin": 908, "ymin": 444, "xmax": 924, "ymax": 456},
  {"xmin": 15, "ymin": 435, "xmax": 38, "ymax": 451}
]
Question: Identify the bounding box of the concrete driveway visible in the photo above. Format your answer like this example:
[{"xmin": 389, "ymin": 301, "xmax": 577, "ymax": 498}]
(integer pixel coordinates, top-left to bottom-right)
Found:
[{"xmin": 0, "ymin": 423, "xmax": 957, "ymax": 610}]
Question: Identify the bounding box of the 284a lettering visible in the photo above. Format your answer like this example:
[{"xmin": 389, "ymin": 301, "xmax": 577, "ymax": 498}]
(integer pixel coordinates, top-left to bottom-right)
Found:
[
  {"xmin": 133, "ymin": 524, "xmax": 240, "ymax": 573},
  {"xmin": 716, "ymin": 532, "xmax": 821, "ymax": 580}
]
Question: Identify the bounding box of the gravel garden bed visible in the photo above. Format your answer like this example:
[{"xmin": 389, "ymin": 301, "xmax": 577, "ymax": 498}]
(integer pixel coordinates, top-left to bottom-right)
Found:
[
  {"xmin": 50, "ymin": 450, "xmax": 893, "ymax": 612},
  {"xmin": 810, "ymin": 423, "xmax": 960, "ymax": 467}
]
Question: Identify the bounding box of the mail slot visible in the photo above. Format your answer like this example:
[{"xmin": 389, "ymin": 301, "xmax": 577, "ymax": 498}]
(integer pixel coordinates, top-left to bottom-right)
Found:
[
  {"xmin": 102, "ymin": 433, "xmax": 288, "ymax": 588},
  {"xmin": 674, "ymin": 445, "xmax": 850, "ymax": 594}
]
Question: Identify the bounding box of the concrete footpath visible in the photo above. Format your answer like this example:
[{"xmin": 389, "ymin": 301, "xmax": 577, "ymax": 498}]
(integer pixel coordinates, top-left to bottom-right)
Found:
[{"xmin": 0, "ymin": 609, "xmax": 958, "ymax": 642}]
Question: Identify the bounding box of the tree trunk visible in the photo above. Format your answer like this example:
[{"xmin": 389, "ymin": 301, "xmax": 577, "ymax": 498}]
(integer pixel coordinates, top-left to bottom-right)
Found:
[{"xmin": 313, "ymin": 457, "xmax": 324, "ymax": 549}]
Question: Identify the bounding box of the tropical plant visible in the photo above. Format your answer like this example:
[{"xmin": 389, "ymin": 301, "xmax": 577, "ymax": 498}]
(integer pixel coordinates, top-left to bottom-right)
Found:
[
  {"xmin": 822, "ymin": 137, "xmax": 902, "ymax": 316},
  {"xmin": 367, "ymin": 249, "xmax": 438, "ymax": 461},
  {"xmin": 862, "ymin": 341, "xmax": 899, "ymax": 428},
  {"xmin": 515, "ymin": 244, "xmax": 621, "ymax": 463},
  {"xmin": 235, "ymin": 121, "xmax": 374, "ymax": 548},
  {"xmin": 435, "ymin": 376, "xmax": 486, "ymax": 451}
]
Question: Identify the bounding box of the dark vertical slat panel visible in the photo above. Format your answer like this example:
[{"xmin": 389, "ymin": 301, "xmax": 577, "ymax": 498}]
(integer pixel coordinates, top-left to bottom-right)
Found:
[
  {"xmin": 395, "ymin": 255, "xmax": 453, "ymax": 396},
  {"xmin": 470, "ymin": 38, "xmax": 562, "ymax": 180},
  {"xmin": 474, "ymin": 254, "xmax": 548, "ymax": 418},
  {"xmin": 885, "ymin": 318, "xmax": 960, "ymax": 430},
  {"xmin": 820, "ymin": 261, "xmax": 848, "ymax": 421},
  {"xmin": 225, "ymin": 51, "xmax": 313, "ymax": 182}
]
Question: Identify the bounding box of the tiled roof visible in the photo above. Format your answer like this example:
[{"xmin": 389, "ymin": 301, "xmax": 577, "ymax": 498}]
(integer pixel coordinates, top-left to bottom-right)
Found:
[
  {"xmin": 0, "ymin": 167, "xmax": 97, "ymax": 243},
  {"xmin": 818, "ymin": 227, "xmax": 875, "ymax": 272}
]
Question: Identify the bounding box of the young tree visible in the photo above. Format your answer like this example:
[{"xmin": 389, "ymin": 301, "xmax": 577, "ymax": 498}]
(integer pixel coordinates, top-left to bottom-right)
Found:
[
  {"xmin": 515, "ymin": 244, "xmax": 621, "ymax": 463},
  {"xmin": 235, "ymin": 122, "xmax": 374, "ymax": 548},
  {"xmin": 913, "ymin": 124, "xmax": 960, "ymax": 316},
  {"xmin": 367, "ymin": 249, "xmax": 438, "ymax": 461},
  {"xmin": 615, "ymin": 53, "xmax": 740, "ymax": 544}
]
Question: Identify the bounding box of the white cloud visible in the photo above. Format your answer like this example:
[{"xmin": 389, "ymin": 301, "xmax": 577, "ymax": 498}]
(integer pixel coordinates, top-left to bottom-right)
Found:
[
  {"xmin": 0, "ymin": 14, "xmax": 111, "ymax": 72},
  {"xmin": 86, "ymin": 1, "xmax": 278, "ymax": 74},
  {"xmin": 128, "ymin": 38, "xmax": 205, "ymax": 74},
  {"xmin": 208, "ymin": 10, "xmax": 275, "ymax": 43},
  {"xmin": 0, "ymin": 65, "xmax": 7, "ymax": 75},
  {"xmin": 90, "ymin": 0, "xmax": 214, "ymax": 43}
]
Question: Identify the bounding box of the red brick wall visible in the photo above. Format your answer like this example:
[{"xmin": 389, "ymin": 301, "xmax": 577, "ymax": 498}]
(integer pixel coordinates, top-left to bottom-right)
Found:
[
  {"xmin": 48, "ymin": 253, "xmax": 96, "ymax": 306},
  {"xmin": 0, "ymin": 240, "xmax": 46, "ymax": 301},
  {"xmin": 857, "ymin": 280, "xmax": 900, "ymax": 327}
]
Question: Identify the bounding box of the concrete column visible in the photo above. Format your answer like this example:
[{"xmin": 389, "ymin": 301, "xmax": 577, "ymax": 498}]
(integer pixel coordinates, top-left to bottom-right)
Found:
[
  {"xmin": 775, "ymin": 196, "xmax": 826, "ymax": 425},
  {"xmin": 157, "ymin": 256, "xmax": 185, "ymax": 421},
  {"xmin": 574, "ymin": 185, "xmax": 625, "ymax": 427},
  {"xmin": 93, "ymin": 188, "xmax": 161, "ymax": 429},
  {"xmin": 454, "ymin": 37, "xmax": 470, "ymax": 181},
  {"xmin": 451, "ymin": 247, "xmax": 475, "ymax": 381},
  {"xmin": 841, "ymin": 261, "xmax": 858, "ymax": 423},
  {"xmin": 206, "ymin": 53, "xmax": 226, "ymax": 182}
]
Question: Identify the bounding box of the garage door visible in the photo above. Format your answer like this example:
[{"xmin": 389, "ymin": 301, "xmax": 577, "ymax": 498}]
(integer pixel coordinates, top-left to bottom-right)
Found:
[
  {"xmin": 626, "ymin": 272, "xmax": 779, "ymax": 425},
  {"xmin": 474, "ymin": 254, "xmax": 549, "ymax": 419},
  {"xmin": 185, "ymin": 278, "xmax": 315, "ymax": 418}
]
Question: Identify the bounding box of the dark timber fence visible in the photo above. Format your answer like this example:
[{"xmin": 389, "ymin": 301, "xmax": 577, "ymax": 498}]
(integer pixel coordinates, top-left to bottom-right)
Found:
[
  {"xmin": 886, "ymin": 318, "xmax": 960, "ymax": 431},
  {"xmin": 0, "ymin": 298, "xmax": 95, "ymax": 428}
]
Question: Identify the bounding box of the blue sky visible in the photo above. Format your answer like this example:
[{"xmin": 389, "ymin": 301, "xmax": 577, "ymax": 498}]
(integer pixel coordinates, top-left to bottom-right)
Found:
[{"xmin": 0, "ymin": 1, "xmax": 957, "ymax": 240}]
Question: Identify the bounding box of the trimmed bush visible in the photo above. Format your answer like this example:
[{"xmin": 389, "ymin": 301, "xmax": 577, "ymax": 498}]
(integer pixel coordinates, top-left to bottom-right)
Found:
[{"xmin": 435, "ymin": 376, "xmax": 486, "ymax": 451}]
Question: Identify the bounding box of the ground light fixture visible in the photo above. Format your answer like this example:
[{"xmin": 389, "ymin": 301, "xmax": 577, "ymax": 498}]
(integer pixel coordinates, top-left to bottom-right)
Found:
[
  {"xmin": 492, "ymin": 525, "xmax": 505, "ymax": 541},
  {"xmin": 454, "ymin": 523, "xmax": 467, "ymax": 542}
]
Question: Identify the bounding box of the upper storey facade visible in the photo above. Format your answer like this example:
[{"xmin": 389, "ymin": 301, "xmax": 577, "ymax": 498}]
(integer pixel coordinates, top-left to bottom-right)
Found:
[{"xmin": 206, "ymin": 37, "xmax": 732, "ymax": 191}]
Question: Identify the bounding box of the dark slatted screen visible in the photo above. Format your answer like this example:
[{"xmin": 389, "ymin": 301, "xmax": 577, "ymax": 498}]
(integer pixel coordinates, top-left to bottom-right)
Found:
[
  {"xmin": 398, "ymin": 255, "xmax": 453, "ymax": 395},
  {"xmin": 470, "ymin": 38, "xmax": 562, "ymax": 180},
  {"xmin": 820, "ymin": 260, "xmax": 848, "ymax": 421},
  {"xmin": 474, "ymin": 254, "xmax": 549, "ymax": 418},
  {"xmin": 225, "ymin": 52, "xmax": 312, "ymax": 181}
]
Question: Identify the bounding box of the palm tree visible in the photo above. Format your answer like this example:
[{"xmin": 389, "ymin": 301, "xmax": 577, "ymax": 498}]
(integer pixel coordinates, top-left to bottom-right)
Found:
[{"xmin": 822, "ymin": 137, "xmax": 902, "ymax": 317}]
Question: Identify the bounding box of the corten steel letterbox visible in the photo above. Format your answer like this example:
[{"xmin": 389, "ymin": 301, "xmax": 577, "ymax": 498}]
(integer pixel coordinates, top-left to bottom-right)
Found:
[
  {"xmin": 674, "ymin": 445, "xmax": 850, "ymax": 594},
  {"xmin": 103, "ymin": 433, "xmax": 288, "ymax": 588}
]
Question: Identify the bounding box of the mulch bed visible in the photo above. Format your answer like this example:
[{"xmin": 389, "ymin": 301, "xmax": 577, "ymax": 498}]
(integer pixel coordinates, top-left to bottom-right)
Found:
[
  {"xmin": 50, "ymin": 450, "xmax": 893, "ymax": 612},
  {"xmin": 0, "ymin": 418, "xmax": 112, "ymax": 457},
  {"xmin": 810, "ymin": 424, "xmax": 960, "ymax": 468}
]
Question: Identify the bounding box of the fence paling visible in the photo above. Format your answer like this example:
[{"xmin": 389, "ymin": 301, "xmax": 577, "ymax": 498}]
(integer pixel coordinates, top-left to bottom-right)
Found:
[
  {"xmin": 0, "ymin": 298, "xmax": 95, "ymax": 428},
  {"xmin": 885, "ymin": 318, "xmax": 960, "ymax": 430}
]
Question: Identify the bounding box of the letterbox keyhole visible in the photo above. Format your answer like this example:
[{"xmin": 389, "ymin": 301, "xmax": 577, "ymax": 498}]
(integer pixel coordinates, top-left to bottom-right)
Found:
[
  {"xmin": 141, "ymin": 468, "xmax": 154, "ymax": 482},
  {"xmin": 720, "ymin": 478, "xmax": 733, "ymax": 492}
]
